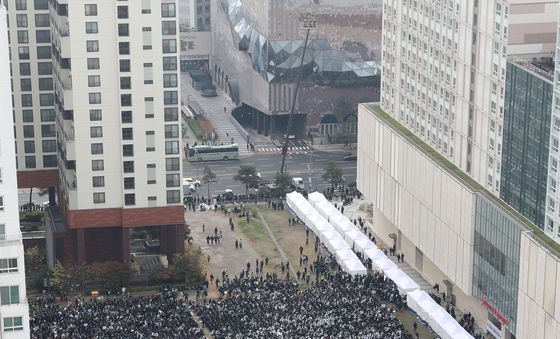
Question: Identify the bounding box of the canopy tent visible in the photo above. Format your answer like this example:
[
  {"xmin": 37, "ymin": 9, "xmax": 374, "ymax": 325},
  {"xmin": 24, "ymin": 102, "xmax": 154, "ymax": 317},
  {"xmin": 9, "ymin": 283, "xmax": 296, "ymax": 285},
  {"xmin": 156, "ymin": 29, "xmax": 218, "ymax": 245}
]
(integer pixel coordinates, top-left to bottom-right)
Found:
[
  {"xmin": 314, "ymin": 200, "xmax": 340, "ymax": 219},
  {"xmin": 415, "ymin": 292, "xmax": 441, "ymax": 321},
  {"xmin": 307, "ymin": 191, "xmax": 325, "ymax": 205},
  {"xmin": 385, "ymin": 268, "xmax": 420, "ymax": 294},
  {"xmin": 314, "ymin": 221, "xmax": 335, "ymax": 234},
  {"xmin": 330, "ymin": 215, "xmax": 356, "ymax": 234},
  {"xmin": 342, "ymin": 258, "xmax": 368, "ymax": 276},
  {"xmin": 373, "ymin": 256, "xmax": 397, "ymax": 272},
  {"xmin": 325, "ymin": 236, "xmax": 350, "ymax": 253},
  {"xmin": 306, "ymin": 214, "xmax": 327, "ymax": 233},
  {"xmin": 353, "ymin": 233, "xmax": 375, "ymax": 252},
  {"xmin": 440, "ymin": 320, "xmax": 466, "ymax": 339},
  {"xmin": 427, "ymin": 307, "xmax": 454, "ymax": 336},
  {"xmin": 319, "ymin": 229, "xmax": 339, "ymax": 243},
  {"xmin": 335, "ymin": 248, "xmax": 356, "ymax": 264},
  {"xmin": 364, "ymin": 247, "xmax": 384, "ymax": 261}
]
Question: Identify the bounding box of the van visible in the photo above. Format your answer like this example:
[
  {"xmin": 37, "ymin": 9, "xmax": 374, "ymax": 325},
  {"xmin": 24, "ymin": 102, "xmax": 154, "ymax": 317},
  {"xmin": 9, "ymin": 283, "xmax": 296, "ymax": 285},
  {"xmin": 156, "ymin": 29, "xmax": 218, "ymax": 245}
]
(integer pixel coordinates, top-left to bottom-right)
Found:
[{"xmin": 292, "ymin": 177, "xmax": 304, "ymax": 190}]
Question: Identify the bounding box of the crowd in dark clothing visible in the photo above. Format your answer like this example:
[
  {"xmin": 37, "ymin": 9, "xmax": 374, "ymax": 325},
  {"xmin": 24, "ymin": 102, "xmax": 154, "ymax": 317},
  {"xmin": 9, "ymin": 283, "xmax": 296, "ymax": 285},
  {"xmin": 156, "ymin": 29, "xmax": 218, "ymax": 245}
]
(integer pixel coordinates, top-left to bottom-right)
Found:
[
  {"xmin": 193, "ymin": 270, "xmax": 410, "ymax": 339},
  {"xmin": 30, "ymin": 288, "xmax": 204, "ymax": 338}
]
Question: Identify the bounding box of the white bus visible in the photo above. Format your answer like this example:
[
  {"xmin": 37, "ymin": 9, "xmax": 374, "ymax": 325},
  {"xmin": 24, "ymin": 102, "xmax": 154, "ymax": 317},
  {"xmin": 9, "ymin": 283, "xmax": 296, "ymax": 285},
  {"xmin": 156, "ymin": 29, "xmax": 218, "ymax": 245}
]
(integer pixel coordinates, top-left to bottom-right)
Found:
[{"xmin": 187, "ymin": 144, "xmax": 239, "ymax": 162}]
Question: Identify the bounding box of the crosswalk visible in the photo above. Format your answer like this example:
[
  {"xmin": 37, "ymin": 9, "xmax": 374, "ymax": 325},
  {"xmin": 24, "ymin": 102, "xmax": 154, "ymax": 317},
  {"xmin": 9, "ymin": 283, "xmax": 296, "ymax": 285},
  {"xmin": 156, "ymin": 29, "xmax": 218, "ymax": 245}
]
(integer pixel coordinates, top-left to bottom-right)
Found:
[{"xmin": 255, "ymin": 146, "xmax": 311, "ymax": 154}]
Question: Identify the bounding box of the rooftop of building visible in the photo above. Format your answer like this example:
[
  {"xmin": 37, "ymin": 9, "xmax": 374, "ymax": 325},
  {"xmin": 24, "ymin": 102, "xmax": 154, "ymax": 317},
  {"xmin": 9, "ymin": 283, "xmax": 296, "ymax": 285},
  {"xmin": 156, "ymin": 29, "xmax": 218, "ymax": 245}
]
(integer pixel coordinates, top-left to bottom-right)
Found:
[
  {"xmin": 363, "ymin": 103, "xmax": 560, "ymax": 257},
  {"xmin": 509, "ymin": 56, "xmax": 555, "ymax": 82}
]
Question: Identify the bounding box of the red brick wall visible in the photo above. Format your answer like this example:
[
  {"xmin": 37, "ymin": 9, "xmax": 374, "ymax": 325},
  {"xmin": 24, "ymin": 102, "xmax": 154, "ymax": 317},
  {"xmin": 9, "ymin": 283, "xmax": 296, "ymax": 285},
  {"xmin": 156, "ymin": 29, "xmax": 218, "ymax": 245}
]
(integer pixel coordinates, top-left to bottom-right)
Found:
[
  {"xmin": 17, "ymin": 170, "xmax": 58, "ymax": 188},
  {"xmin": 64, "ymin": 205, "xmax": 184, "ymax": 229}
]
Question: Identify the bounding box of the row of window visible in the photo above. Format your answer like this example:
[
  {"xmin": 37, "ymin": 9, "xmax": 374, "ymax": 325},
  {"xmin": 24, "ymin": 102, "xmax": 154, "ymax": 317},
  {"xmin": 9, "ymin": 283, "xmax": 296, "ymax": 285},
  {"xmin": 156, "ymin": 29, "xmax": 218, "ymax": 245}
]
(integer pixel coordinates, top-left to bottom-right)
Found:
[
  {"xmin": 17, "ymin": 45, "xmax": 51, "ymax": 60},
  {"xmin": 87, "ymin": 92, "xmax": 178, "ymax": 105},
  {"xmin": 20, "ymin": 109, "xmax": 55, "ymax": 122},
  {"xmin": 91, "ymin": 174, "xmax": 181, "ymax": 190},
  {"xmin": 89, "ymin": 126, "xmax": 178, "ymax": 139},
  {"xmin": 19, "ymin": 124, "xmax": 55, "ymax": 138},
  {"xmin": 21, "ymin": 140, "xmax": 56, "ymax": 153},
  {"xmin": 22, "ymin": 155, "xmax": 56, "ymax": 168},
  {"xmin": 14, "ymin": 29, "xmax": 50, "ymax": 44},
  {"xmin": 13, "ymin": 0, "xmax": 49, "ymax": 11},
  {"xmin": 14, "ymin": 13, "xmax": 49, "ymax": 28},
  {"xmin": 92, "ymin": 190, "xmax": 180, "ymax": 205},
  {"xmin": 86, "ymin": 39, "xmax": 177, "ymax": 54}
]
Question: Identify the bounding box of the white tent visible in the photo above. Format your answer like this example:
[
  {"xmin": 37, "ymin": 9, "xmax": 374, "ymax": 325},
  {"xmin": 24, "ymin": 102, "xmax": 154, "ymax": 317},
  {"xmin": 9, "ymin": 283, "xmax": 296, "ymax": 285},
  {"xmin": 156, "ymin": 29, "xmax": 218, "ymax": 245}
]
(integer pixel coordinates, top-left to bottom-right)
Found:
[
  {"xmin": 353, "ymin": 233, "xmax": 375, "ymax": 252},
  {"xmin": 307, "ymin": 191, "xmax": 324, "ymax": 205},
  {"xmin": 315, "ymin": 200, "xmax": 339, "ymax": 219},
  {"xmin": 441, "ymin": 320, "xmax": 466, "ymax": 339},
  {"xmin": 373, "ymin": 257, "xmax": 397, "ymax": 272},
  {"xmin": 406, "ymin": 290, "xmax": 431, "ymax": 318},
  {"xmin": 364, "ymin": 247, "xmax": 384, "ymax": 261},
  {"xmin": 314, "ymin": 221, "xmax": 335, "ymax": 234},
  {"xmin": 325, "ymin": 236, "xmax": 350, "ymax": 253},
  {"xmin": 342, "ymin": 258, "xmax": 368, "ymax": 276},
  {"xmin": 319, "ymin": 229, "xmax": 339, "ymax": 243},
  {"xmin": 416, "ymin": 293, "xmax": 441, "ymax": 321},
  {"xmin": 451, "ymin": 330, "xmax": 474, "ymax": 339},
  {"xmin": 335, "ymin": 248, "xmax": 356, "ymax": 264},
  {"xmin": 386, "ymin": 268, "xmax": 420, "ymax": 294},
  {"xmin": 427, "ymin": 307, "xmax": 453, "ymax": 335},
  {"xmin": 344, "ymin": 228, "xmax": 362, "ymax": 243},
  {"xmin": 331, "ymin": 215, "xmax": 356, "ymax": 234}
]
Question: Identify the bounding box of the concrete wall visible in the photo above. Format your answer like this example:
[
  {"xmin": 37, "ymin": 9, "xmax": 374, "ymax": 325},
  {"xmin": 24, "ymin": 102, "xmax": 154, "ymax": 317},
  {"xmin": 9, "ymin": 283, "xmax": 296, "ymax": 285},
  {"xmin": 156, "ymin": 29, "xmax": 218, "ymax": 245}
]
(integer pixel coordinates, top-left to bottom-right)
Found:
[
  {"xmin": 516, "ymin": 231, "xmax": 560, "ymax": 339},
  {"xmin": 508, "ymin": 0, "xmax": 558, "ymax": 58}
]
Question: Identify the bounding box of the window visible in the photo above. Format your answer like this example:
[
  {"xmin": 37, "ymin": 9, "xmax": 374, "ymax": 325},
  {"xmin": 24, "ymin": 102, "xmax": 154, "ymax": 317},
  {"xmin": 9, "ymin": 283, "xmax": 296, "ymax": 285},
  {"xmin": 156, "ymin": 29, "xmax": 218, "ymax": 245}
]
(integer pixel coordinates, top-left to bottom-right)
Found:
[
  {"xmin": 121, "ymin": 111, "xmax": 132, "ymax": 123},
  {"xmin": 0, "ymin": 286, "xmax": 20, "ymax": 305},
  {"xmin": 17, "ymin": 30, "xmax": 28, "ymax": 43},
  {"xmin": 163, "ymin": 57, "xmax": 177, "ymax": 71},
  {"xmin": 120, "ymin": 77, "xmax": 131, "ymax": 89},
  {"xmin": 39, "ymin": 93, "xmax": 53, "ymax": 106},
  {"xmin": 42, "ymin": 140, "xmax": 56, "ymax": 153},
  {"xmin": 86, "ymin": 22, "xmax": 98, "ymax": 34},
  {"xmin": 41, "ymin": 125, "xmax": 55, "ymax": 137},
  {"xmin": 16, "ymin": 14, "xmax": 28, "ymax": 27},
  {"xmin": 90, "ymin": 127, "xmax": 103, "ymax": 138},
  {"xmin": 118, "ymin": 24, "xmax": 129, "ymax": 36},
  {"xmin": 124, "ymin": 178, "xmax": 135, "ymax": 189},
  {"xmin": 166, "ymin": 174, "xmax": 180, "ymax": 187},
  {"xmin": 93, "ymin": 192, "xmax": 105, "ymax": 204},
  {"xmin": 167, "ymin": 190, "xmax": 180, "ymax": 203},
  {"xmin": 38, "ymin": 78, "xmax": 53, "ymax": 90},
  {"xmin": 23, "ymin": 126, "xmax": 34, "ymax": 138},
  {"xmin": 91, "ymin": 143, "xmax": 103, "ymax": 155},
  {"xmin": 92, "ymin": 160, "xmax": 104, "ymax": 171},
  {"xmin": 16, "ymin": 0, "xmax": 26, "ymax": 10},
  {"xmin": 89, "ymin": 92, "xmax": 101, "ymax": 104},
  {"xmin": 119, "ymin": 42, "xmax": 130, "ymax": 55},
  {"xmin": 24, "ymin": 141, "xmax": 35, "ymax": 153},
  {"xmin": 165, "ymin": 125, "xmax": 179, "ymax": 138},
  {"xmin": 88, "ymin": 75, "xmax": 101, "ymax": 87},
  {"xmin": 35, "ymin": 14, "xmax": 49, "ymax": 27},
  {"xmin": 162, "ymin": 39, "xmax": 177, "ymax": 53},
  {"xmin": 162, "ymin": 21, "xmax": 176, "ymax": 35},
  {"xmin": 37, "ymin": 62, "xmax": 52, "ymax": 75},
  {"xmin": 123, "ymin": 161, "xmax": 134, "ymax": 173},
  {"xmin": 34, "ymin": 0, "xmax": 48, "ymax": 10},
  {"xmin": 119, "ymin": 60, "xmax": 130, "ymax": 72},
  {"xmin": 86, "ymin": 40, "xmax": 99, "ymax": 52},
  {"xmin": 19, "ymin": 63, "xmax": 30, "ymax": 75},
  {"xmin": 43, "ymin": 155, "xmax": 56, "ymax": 168},
  {"xmin": 166, "ymin": 158, "xmax": 180, "ymax": 171},
  {"xmin": 3, "ymin": 316, "xmax": 23, "ymax": 332},
  {"xmin": 165, "ymin": 141, "xmax": 179, "ymax": 154},
  {"xmin": 121, "ymin": 94, "xmax": 132, "ymax": 106},
  {"xmin": 124, "ymin": 194, "xmax": 135, "ymax": 206},
  {"xmin": 89, "ymin": 109, "xmax": 102, "ymax": 121},
  {"xmin": 18, "ymin": 46, "xmax": 29, "ymax": 60},
  {"xmin": 36, "ymin": 30, "xmax": 50, "ymax": 43},
  {"xmin": 164, "ymin": 108, "xmax": 178, "ymax": 121},
  {"xmin": 0, "ymin": 259, "xmax": 18, "ymax": 274},
  {"xmin": 87, "ymin": 58, "xmax": 100, "ymax": 70},
  {"xmin": 117, "ymin": 6, "xmax": 129, "ymax": 19},
  {"xmin": 161, "ymin": 3, "xmax": 176, "ymax": 17},
  {"xmin": 21, "ymin": 94, "xmax": 32, "ymax": 107},
  {"xmin": 123, "ymin": 144, "xmax": 134, "ymax": 156},
  {"xmin": 22, "ymin": 110, "xmax": 33, "ymax": 123},
  {"xmin": 92, "ymin": 176, "xmax": 105, "ymax": 188},
  {"xmin": 85, "ymin": 4, "xmax": 97, "ymax": 16},
  {"xmin": 164, "ymin": 91, "xmax": 178, "ymax": 105},
  {"xmin": 20, "ymin": 79, "xmax": 31, "ymax": 91},
  {"xmin": 36, "ymin": 46, "xmax": 51, "ymax": 59},
  {"xmin": 25, "ymin": 156, "xmax": 36, "ymax": 168},
  {"xmin": 122, "ymin": 128, "xmax": 133, "ymax": 140},
  {"xmin": 163, "ymin": 74, "xmax": 177, "ymax": 87},
  {"xmin": 40, "ymin": 109, "xmax": 55, "ymax": 121}
]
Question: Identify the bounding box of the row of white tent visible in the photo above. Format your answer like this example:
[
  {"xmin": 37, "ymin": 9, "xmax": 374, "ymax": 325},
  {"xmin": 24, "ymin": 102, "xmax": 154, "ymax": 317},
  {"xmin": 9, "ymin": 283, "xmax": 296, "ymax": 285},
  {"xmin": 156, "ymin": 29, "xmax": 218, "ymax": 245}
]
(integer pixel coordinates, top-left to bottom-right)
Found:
[
  {"xmin": 305, "ymin": 192, "xmax": 473, "ymax": 339},
  {"xmin": 286, "ymin": 191, "xmax": 367, "ymax": 275}
]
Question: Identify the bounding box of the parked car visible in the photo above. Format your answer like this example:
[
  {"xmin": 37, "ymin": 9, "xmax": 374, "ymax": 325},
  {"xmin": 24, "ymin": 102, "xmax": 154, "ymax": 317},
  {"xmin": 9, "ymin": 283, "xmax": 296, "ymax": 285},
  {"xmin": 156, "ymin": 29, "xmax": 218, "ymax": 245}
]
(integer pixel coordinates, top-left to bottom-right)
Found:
[
  {"xmin": 343, "ymin": 154, "xmax": 357, "ymax": 161},
  {"xmin": 183, "ymin": 177, "xmax": 201, "ymax": 187}
]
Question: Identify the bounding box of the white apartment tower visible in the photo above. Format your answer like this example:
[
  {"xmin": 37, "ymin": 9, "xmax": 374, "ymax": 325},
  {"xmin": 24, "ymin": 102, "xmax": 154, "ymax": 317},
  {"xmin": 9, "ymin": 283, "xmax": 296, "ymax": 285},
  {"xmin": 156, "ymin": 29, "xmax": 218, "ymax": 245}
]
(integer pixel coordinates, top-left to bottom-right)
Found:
[
  {"xmin": 381, "ymin": 0, "xmax": 509, "ymax": 194},
  {"xmin": 0, "ymin": 2, "xmax": 30, "ymax": 337},
  {"xmin": 48, "ymin": 0, "xmax": 185, "ymax": 263}
]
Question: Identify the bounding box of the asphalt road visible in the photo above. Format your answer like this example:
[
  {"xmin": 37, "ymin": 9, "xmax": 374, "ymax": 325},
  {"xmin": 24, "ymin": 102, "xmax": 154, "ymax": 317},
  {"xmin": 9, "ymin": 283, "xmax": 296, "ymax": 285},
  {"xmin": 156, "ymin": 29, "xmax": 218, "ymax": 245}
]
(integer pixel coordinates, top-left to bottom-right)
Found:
[{"xmin": 183, "ymin": 150, "xmax": 357, "ymax": 196}]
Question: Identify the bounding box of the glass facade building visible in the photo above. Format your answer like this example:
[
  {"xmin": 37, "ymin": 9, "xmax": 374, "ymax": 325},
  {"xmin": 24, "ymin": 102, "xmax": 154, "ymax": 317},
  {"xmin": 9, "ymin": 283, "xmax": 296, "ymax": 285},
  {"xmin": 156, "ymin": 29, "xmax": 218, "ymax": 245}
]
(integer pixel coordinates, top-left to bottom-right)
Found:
[
  {"xmin": 473, "ymin": 193, "xmax": 523, "ymax": 334},
  {"xmin": 501, "ymin": 61, "xmax": 553, "ymax": 229}
]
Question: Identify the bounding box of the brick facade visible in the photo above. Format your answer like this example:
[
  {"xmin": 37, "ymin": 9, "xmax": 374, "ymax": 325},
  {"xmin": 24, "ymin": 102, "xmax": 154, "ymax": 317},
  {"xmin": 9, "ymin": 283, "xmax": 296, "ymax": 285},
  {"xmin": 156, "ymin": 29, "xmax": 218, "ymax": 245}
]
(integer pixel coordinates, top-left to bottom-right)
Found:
[{"xmin": 17, "ymin": 169, "xmax": 58, "ymax": 188}]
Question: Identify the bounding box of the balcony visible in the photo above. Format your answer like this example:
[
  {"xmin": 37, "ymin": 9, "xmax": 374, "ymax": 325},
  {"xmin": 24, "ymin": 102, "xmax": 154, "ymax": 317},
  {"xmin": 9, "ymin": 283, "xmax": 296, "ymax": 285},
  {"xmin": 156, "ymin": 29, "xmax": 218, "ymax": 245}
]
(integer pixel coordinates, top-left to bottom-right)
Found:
[{"xmin": 0, "ymin": 234, "xmax": 23, "ymax": 246}]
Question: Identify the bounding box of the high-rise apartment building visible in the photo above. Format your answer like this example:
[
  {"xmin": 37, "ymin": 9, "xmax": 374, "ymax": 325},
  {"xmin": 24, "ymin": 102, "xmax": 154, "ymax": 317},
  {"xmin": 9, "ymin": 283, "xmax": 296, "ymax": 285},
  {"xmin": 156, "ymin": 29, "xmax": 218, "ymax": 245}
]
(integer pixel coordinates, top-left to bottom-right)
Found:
[
  {"xmin": 381, "ymin": 0, "xmax": 508, "ymax": 195},
  {"xmin": 191, "ymin": 0, "xmax": 210, "ymax": 32},
  {"xmin": 7, "ymin": 0, "xmax": 59, "ymax": 191},
  {"xmin": 0, "ymin": 2, "xmax": 30, "ymax": 337},
  {"xmin": 45, "ymin": 0, "xmax": 185, "ymax": 263}
]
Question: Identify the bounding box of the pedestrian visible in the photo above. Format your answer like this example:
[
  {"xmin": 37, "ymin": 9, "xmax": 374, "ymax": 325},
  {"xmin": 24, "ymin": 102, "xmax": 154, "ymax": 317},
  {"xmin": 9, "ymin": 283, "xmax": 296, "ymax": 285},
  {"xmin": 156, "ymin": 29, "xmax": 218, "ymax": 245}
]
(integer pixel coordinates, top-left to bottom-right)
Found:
[
  {"xmin": 299, "ymin": 246, "xmax": 304, "ymax": 255},
  {"xmin": 214, "ymin": 227, "xmax": 218, "ymax": 236},
  {"xmin": 265, "ymin": 257, "xmax": 269, "ymax": 265},
  {"xmin": 231, "ymin": 223, "xmax": 235, "ymax": 231},
  {"xmin": 202, "ymin": 224, "xmax": 205, "ymax": 233},
  {"xmin": 206, "ymin": 236, "xmax": 210, "ymax": 244},
  {"xmin": 235, "ymin": 240, "xmax": 238, "ymax": 249},
  {"xmin": 288, "ymin": 218, "xmax": 291, "ymax": 226},
  {"xmin": 239, "ymin": 239, "xmax": 243, "ymax": 249},
  {"xmin": 401, "ymin": 253, "xmax": 405, "ymax": 262},
  {"xmin": 207, "ymin": 255, "xmax": 211, "ymax": 262}
]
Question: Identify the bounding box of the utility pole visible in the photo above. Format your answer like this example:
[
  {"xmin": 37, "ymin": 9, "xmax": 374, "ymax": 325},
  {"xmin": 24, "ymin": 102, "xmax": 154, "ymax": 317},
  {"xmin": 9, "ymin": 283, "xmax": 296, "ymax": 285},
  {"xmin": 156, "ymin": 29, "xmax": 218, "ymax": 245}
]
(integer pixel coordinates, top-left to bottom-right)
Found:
[{"xmin": 280, "ymin": 14, "xmax": 316, "ymax": 174}]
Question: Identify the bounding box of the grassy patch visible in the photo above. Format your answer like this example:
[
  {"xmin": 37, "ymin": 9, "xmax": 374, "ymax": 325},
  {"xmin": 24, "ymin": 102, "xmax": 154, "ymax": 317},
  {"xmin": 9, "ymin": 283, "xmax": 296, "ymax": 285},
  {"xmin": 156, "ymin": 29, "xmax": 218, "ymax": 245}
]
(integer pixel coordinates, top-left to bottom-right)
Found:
[
  {"xmin": 237, "ymin": 216, "xmax": 283, "ymax": 268},
  {"xmin": 187, "ymin": 119, "xmax": 206, "ymax": 140}
]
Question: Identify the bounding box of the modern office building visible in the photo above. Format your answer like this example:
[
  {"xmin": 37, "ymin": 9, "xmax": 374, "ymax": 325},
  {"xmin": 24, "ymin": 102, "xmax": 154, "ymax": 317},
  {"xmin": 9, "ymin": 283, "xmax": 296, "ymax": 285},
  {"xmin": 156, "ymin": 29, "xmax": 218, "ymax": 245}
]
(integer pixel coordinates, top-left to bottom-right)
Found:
[
  {"xmin": 212, "ymin": 0, "xmax": 382, "ymax": 137},
  {"xmin": 6, "ymin": 0, "xmax": 59, "ymax": 193},
  {"xmin": 501, "ymin": 60, "xmax": 554, "ymax": 229},
  {"xmin": 381, "ymin": 0, "xmax": 508, "ymax": 195},
  {"xmin": 0, "ymin": 2, "xmax": 31, "ymax": 337},
  {"xmin": 192, "ymin": 0, "xmax": 210, "ymax": 32}
]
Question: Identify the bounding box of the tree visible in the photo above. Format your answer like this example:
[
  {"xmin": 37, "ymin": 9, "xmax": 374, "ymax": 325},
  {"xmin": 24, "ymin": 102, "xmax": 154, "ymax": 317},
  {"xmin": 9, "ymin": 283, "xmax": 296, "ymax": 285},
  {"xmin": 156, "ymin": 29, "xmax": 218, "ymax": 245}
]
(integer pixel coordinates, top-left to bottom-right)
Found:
[
  {"xmin": 234, "ymin": 165, "xmax": 261, "ymax": 197},
  {"xmin": 51, "ymin": 261, "xmax": 90, "ymax": 295},
  {"xmin": 274, "ymin": 172, "xmax": 293, "ymax": 197},
  {"xmin": 202, "ymin": 166, "xmax": 217, "ymax": 198},
  {"xmin": 25, "ymin": 246, "xmax": 44, "ymax": 275},
  {"xmin": 171, "ymin": 247, "xmax": 204, "ymax": 284},
  {"xmin": 91, "ymin": 261, "xmax": 132, "ymax": 292},
  {"xmin": 322, "ymin": 160, "xmax": 343, "ymax": 189}
]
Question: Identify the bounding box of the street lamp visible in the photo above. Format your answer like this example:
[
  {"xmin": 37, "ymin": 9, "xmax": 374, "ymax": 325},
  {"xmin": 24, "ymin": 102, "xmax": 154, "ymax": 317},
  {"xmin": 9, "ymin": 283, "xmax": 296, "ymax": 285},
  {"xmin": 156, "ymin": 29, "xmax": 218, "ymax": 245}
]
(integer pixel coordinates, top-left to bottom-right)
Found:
[{"xmin": 280, "ymin": 14, "xmax": 317, "ymax": 174}]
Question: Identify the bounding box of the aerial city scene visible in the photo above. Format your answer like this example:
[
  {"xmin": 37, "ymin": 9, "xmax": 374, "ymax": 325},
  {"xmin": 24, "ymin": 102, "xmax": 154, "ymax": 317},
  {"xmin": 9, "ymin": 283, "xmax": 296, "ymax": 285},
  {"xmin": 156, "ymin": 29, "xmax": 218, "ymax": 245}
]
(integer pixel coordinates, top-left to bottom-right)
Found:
[{"xmin": 1, "ymin": 0, "xmax": 560, "ymax": 338}]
